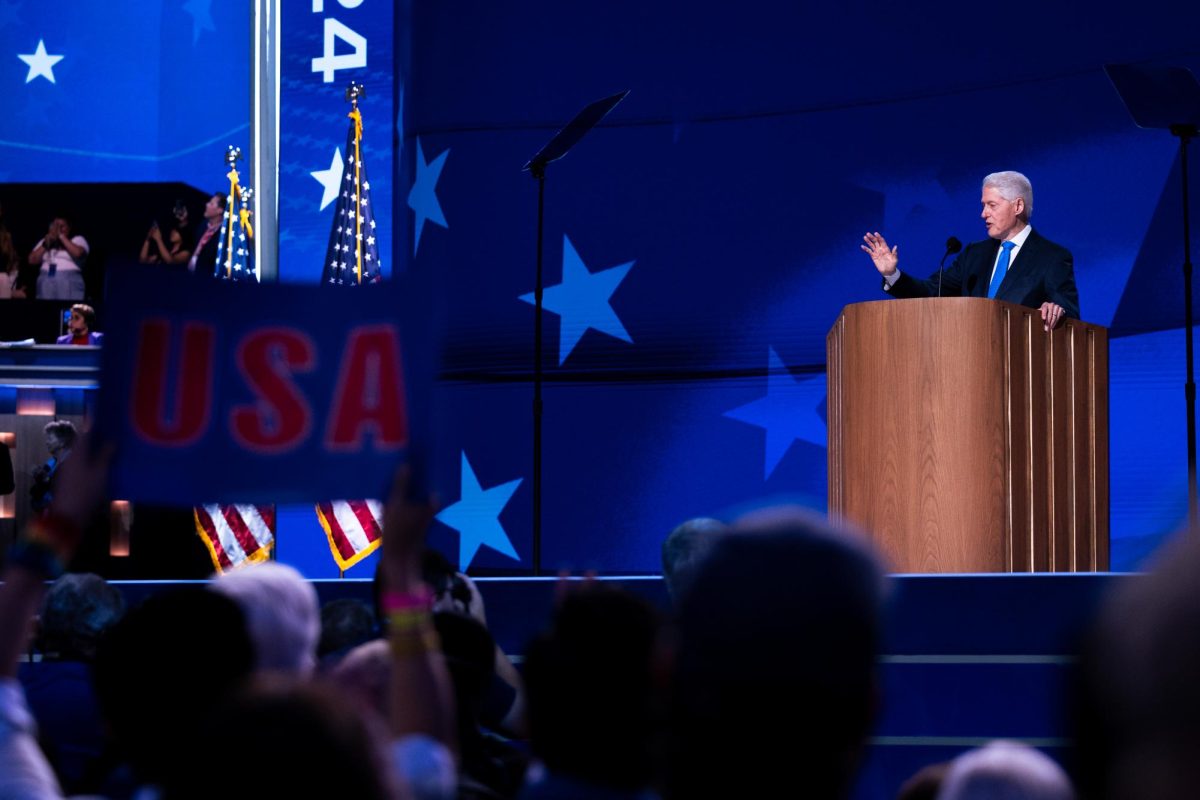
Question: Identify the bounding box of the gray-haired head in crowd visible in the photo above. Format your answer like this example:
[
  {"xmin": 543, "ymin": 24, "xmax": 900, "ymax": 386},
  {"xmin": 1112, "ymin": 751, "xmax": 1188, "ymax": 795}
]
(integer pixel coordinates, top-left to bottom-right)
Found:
[
  {"xmin": 211, "ymin": 562, "xmax": 321, "ymax": 677},
  {"xmin": 938, "ymin": 741, "xmax": 1073, "ymax": 800}
]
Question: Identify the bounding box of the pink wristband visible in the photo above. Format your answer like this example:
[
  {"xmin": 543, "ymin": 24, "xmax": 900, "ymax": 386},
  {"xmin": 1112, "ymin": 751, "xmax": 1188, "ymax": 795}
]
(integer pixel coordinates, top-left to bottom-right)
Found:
[{"xmin": 381, "ymin": 587, "xmax": 433, "ymax": 612}]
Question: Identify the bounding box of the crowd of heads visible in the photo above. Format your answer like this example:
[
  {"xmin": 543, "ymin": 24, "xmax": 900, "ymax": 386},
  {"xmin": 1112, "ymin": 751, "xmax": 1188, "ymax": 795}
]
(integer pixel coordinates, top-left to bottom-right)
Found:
[{"xmin": 7, "ymin": 465, "xmax": 1200, "ymax": 799}]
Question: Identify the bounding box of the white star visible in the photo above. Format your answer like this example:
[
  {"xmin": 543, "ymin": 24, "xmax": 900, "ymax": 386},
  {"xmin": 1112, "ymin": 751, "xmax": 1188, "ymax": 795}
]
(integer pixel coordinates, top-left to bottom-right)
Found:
[
  {"xmin": 18, "ymin": 39, "xmax": 64, "ymax": 84},
  {"xmin": 363, "ymin": 181, "xmax": 371, "ymax": 190},
  {"xmin": 310, "ymin": 147, "xmax": 343, "ymax": 211},
  {"xmin": 367, "ymin": 236, "xmax": 375, "ymax": 246}
]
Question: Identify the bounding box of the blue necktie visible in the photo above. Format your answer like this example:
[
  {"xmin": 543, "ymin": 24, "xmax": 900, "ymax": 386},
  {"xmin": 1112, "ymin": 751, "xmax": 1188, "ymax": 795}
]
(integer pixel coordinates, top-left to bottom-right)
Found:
[{"xmin": 987, "ymin": 241, "xmax": 1015, "ymax": 299}]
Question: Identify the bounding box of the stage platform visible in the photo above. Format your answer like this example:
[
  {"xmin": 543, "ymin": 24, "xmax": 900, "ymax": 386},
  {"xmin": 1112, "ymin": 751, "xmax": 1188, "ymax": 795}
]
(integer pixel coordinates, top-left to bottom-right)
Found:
[{"xmin": 101, "ymin": 571, "xmax": 1122, "ymax": 797}]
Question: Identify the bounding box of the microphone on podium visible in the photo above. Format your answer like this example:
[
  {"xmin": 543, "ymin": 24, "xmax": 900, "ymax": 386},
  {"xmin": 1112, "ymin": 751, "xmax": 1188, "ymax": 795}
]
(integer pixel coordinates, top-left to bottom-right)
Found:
[{"xmin": 937, "ymin": 236, "xmax": 963, "ymax": 298}]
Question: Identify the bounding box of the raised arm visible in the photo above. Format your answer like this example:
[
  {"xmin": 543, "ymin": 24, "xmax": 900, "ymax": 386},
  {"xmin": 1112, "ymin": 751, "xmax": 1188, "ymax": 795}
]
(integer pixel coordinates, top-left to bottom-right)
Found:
[
  {"xmin": 379, "ymin": 468, "xmax": 457, "ymax": 751},
  {"xmin": 0, "ymin": 439, "xmax": 110, "ymax": 799}
]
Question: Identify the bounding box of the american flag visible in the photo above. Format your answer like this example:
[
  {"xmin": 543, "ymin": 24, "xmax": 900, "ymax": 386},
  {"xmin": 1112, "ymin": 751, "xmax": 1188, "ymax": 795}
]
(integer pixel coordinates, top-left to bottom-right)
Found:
[
  {"xmin": 315, "ymin": 97, "xmax": 385, "ymax": 572},
  {"xmin": 316, "ymin": 499, "xmax": 383, "ymax": 572},
  {"xmin": 195, "ymin": 503, "xmax": 275, "ymax": 574},
  {"xmin": 215, "ymin": 165, "xmax": 257, "ymax": 282},
  {"xmin": 194, "ymin": 154, "xmax": 266, "ymax": 572},
  {"xmin": 322, "ymin": 105, "xmax": 383, "ymax": 285}
]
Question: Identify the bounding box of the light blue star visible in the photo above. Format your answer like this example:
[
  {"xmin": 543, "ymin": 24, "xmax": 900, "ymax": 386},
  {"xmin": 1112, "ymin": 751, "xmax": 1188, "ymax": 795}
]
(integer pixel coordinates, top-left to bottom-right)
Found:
[
  {"xmin": 310, "ymin": 147, "xmax": 343, "ymax": 211},
  {"xmin": 407, "ymin": 137, "xmax": 448, "ymax": 256},
  {"xmin": 182, "ymin": 0, "xmax": 215, "ymax": 44},
  {"xmin": 519, "ymin": 235, "xmax": 634, "ymax": 365},
  {"xmin": 725, "ymin": 348, "xmax": 827, "ymax": 480},
  {"xmin": 17, "ymin": 39, "xmax": 63, "ymax": 84},
  {"xmin": 435, "ymin": 452, "xmax": 522, "ymax": 570}
]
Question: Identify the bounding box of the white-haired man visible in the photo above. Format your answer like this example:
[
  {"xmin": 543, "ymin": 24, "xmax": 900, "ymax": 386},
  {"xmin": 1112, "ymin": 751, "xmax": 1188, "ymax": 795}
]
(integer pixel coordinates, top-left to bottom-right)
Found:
[{"xmin": 861, "ymin": 171, "xmax": 1079, "ymax": 331}]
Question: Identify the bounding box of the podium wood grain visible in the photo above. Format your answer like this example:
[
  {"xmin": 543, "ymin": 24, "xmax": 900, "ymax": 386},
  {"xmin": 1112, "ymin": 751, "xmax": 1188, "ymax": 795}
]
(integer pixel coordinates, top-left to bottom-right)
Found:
[{"xmin": 827, "ymin": 298, "xmax": 1108, "ymax": 573}]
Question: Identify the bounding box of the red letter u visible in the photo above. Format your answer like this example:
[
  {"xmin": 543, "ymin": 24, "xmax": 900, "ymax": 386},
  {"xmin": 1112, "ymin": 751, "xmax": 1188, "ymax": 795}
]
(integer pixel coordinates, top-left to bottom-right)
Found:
[{"xmin": 129, "ymin": 320, "xmax": 215, "ymax": 446}]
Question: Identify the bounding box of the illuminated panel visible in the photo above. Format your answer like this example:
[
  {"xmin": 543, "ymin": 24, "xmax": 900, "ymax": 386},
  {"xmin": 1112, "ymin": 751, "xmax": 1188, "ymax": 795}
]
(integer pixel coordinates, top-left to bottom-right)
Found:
[
  {"xmin": 0, "ymin": 432, "xmax": 12, "ymax": 519},
  {"xmin": 110, "ymin": 501, "xmax": 132, "ymax": 557},
  {"xmin": 16, "ymin": 389, "xmax": 55, "ymax": 416}
]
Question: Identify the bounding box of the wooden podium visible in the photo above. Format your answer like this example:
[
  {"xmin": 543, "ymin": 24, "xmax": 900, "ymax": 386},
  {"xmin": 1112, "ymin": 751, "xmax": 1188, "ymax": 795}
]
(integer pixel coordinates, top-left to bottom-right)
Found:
[{"xmin": 827, "ymin": 298, "xmax": 1109, "ymax": 573}]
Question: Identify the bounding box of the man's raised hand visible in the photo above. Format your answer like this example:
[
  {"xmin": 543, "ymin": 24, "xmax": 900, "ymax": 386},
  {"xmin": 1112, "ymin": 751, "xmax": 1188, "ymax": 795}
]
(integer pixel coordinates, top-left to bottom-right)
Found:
[{"xmin": 861, "ymin": 231, "xmax": 899, "ymax": 277}]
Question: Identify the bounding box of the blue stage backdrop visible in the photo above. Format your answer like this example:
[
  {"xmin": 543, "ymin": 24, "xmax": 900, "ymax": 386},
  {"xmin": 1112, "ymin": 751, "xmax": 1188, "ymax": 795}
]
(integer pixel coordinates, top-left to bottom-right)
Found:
[
  {"xmin": 5, "ymin": 1, "xmax": 1200, "ymax": 577},
  {"xmin": 0, "ymin": 1, "xmax": 249, "ymax": 188}
]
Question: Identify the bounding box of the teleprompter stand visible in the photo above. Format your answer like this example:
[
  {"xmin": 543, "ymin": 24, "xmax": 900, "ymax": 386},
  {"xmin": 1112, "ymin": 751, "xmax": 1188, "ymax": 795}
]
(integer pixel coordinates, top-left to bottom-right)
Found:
[
  {"xmin": 1107, "ymin": 63, "xmax": 1200, "ymax": 532},
  {"xmin": 522, "ymin": 90, "xmax": 629, "ymax": 574}
]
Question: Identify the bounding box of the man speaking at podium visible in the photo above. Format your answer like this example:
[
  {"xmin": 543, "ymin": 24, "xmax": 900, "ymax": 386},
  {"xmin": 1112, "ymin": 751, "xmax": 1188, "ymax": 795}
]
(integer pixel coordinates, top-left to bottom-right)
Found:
[{"xmin": 861, "ymin": 171, "xmax": 1080, "ymax": 332}]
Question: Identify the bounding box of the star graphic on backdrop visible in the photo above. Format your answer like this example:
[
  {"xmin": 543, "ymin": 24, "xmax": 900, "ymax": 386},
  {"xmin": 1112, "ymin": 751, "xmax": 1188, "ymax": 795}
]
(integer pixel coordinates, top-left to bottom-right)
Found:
[
  {"xmin": 0, "ymin": 1, "xmax": 22, "ymax": 29},
  {"xmin": 17, "ymin": 40, "xmax": 63, "ymax": 84},
  {"xmin": 407, "ymin": 137, "xmax": 449, "ymax": 256},
  {"xmin": 725, "ymin": 347, "xmax": 828, "ymax": 480},
  {"xmin": 182, "ymin": 0, "xmax": 216, "ymax": 44},
  {"xmin": 519, "ymin": 235, "xmax": 634, "ymax": 365},
  {"xmin": 310, "ymin": 147, "xmax": 343, "ymax": 211},
  {"xmin": 435, "ymin": 452, "xmax": 522, "ymax": 569}
]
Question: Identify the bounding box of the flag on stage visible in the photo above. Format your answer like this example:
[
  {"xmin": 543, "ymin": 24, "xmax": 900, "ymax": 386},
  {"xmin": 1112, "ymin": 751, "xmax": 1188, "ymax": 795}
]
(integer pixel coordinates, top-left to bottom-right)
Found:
[
  {"xmin": 322, "ymin": 102, "xmax": 383, "ymax": 285},
  {"xmin": 215, "ymin": 159, "xmax": 257, "ymax": 281},
  {"xmin": 316, "ymin": 499, "xmax": 383, "ymax": 572},
  {"xmin": 195, "ymin": 503, "xmax": 275, "ymax": 574},
  {"xmin": 195, "ymin": 147, "xmax": 264, "ymax": 572},
  {"xmin": 316, "ymin": 90, "xmax": 385, "ymax": 572}
]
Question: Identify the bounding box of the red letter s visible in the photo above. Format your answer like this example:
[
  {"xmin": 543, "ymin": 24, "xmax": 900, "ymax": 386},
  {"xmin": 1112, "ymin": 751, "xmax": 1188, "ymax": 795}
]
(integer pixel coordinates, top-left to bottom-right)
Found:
[{"xmin": 230, "ymin": 328, "xmax": 316, "ymax": 453}]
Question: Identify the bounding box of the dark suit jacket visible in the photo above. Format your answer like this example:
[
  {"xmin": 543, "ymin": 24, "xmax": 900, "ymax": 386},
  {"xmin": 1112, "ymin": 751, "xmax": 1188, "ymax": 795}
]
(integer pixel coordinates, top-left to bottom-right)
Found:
[
  {"xmin": 883, "ymin": 228, "xmax": 1080, "ymax": 320},
  {"xmin": 193, "ymin": 227, "xmax": 221, "ymax": 278}
]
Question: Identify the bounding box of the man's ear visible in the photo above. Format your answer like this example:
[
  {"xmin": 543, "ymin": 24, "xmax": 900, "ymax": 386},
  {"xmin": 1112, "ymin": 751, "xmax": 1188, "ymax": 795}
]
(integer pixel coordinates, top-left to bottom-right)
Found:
[{"xmin": 1013, "ymin": 197, "xmax": 1026, "ymax": 218}]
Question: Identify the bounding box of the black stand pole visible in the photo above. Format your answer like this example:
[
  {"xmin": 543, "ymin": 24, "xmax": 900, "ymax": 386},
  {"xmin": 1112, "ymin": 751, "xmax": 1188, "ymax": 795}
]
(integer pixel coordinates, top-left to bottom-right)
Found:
[
  {"xmin": 1106, "ymin": 64, "xmax": 1200, "ymax": 533},
  {"xmin": 531, "ymin": 165, "xmax": 545, "ymax": 574},
  {"xmin": 522, "ymin": 90, "xmax": 629, "ymax": 576},
  {"xmin": 1172, "ymin": 124, "xmax": 1199, "ymax": 531}
]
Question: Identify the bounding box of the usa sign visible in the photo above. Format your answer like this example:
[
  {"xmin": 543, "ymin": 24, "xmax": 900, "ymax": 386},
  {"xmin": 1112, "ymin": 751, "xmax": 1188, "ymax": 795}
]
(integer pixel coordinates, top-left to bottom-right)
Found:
[{"xmin": 96, "ymin": 266, "xmax": 429, "ymax": 506}]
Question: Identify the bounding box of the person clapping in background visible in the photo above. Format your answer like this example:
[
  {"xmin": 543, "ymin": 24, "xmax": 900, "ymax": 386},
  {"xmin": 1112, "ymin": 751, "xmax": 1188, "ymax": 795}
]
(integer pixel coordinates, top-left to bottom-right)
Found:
[
  {"xmin": 29, "ymin": 216, "xmax": 87, "ymax": 301},
  {"xmin": 139, "ymin": 200, "xmax": 194, "ymax": 268}
]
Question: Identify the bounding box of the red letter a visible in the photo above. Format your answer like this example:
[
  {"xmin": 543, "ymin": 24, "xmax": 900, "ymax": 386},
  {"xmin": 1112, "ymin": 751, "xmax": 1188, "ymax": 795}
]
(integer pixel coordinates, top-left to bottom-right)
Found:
[{"xmin": 326, "ymin": 325, "xmax": 408, "ymax": 451}]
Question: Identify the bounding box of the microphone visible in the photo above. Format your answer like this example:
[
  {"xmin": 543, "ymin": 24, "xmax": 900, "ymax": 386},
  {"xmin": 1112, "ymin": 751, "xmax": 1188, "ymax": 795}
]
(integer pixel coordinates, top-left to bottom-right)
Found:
[{"xmin": 937, "ymin": 236, "xmax": 962, "ymax": 298}]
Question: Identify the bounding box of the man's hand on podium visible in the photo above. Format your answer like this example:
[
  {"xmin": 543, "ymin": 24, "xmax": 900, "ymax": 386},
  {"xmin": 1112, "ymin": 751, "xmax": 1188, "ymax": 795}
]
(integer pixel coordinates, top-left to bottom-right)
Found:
[{"xmin": 1040, "ymin": 301, "xmax": 1066, "ymax": 332}]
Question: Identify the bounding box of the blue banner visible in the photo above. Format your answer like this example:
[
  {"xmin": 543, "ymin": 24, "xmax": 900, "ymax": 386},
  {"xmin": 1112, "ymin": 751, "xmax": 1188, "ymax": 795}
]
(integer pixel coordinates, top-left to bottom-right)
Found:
[{"xmin": 96, "ymin": 265, "xmax": 429, "ymax": 506}]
